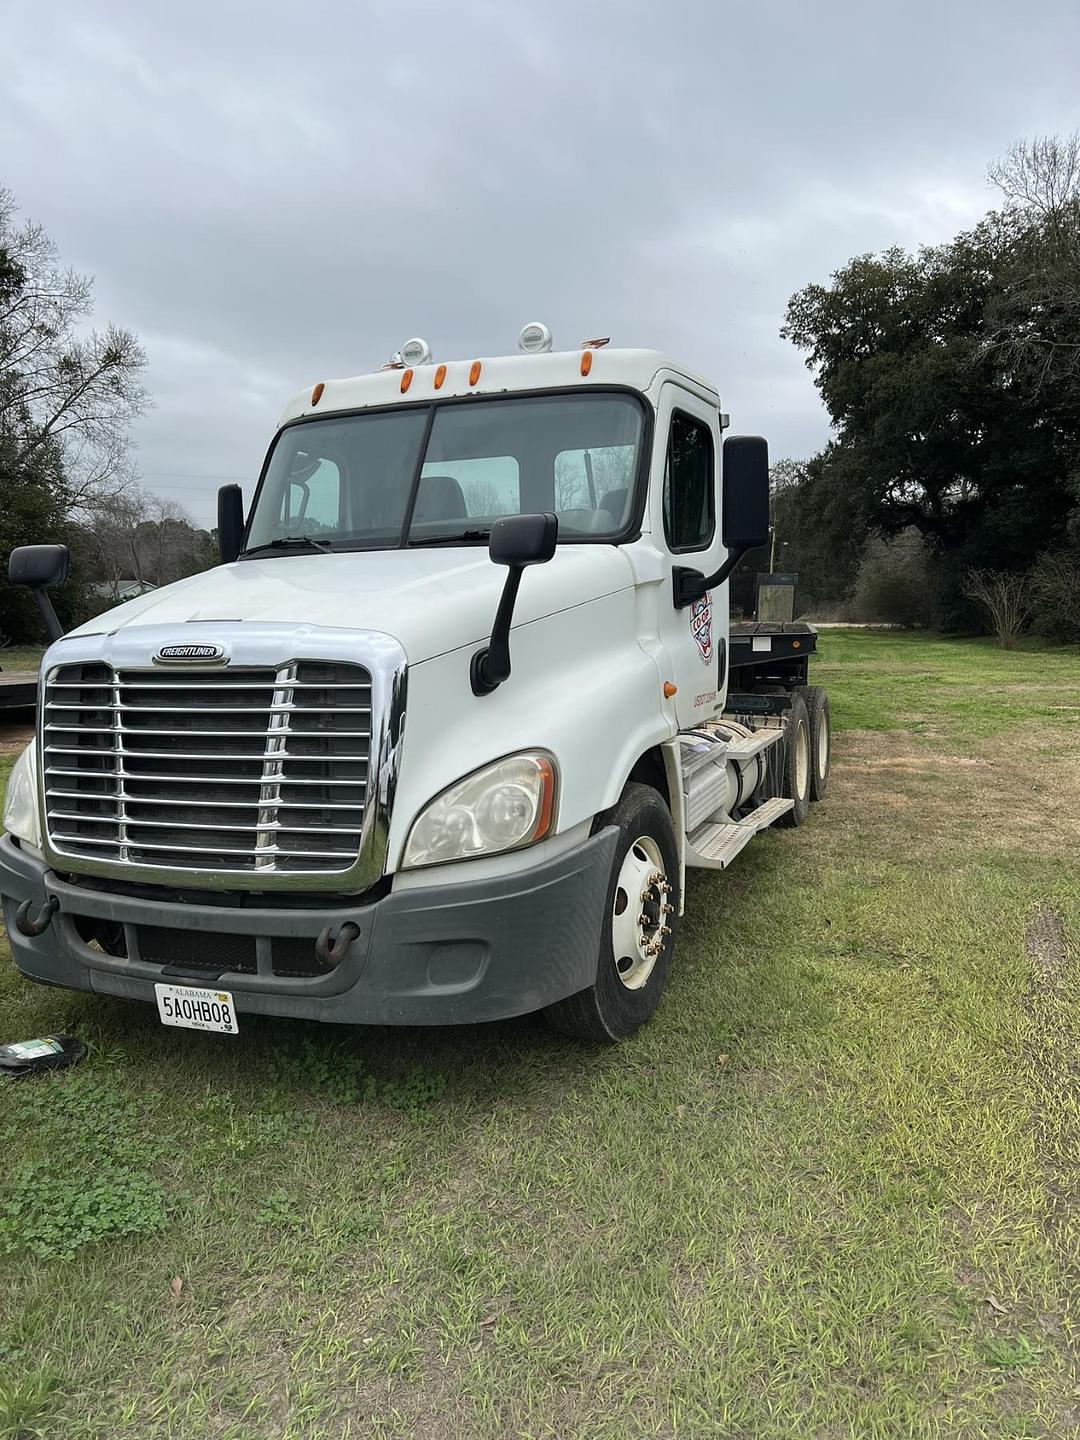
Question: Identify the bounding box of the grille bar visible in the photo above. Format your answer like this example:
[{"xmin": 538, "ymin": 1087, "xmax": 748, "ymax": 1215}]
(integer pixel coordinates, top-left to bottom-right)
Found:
[
  {"xmin": 46, "ymin": 767, "xmax": 366, "ymax": 786},
  {"xmin": 43, "ymin": 659, "xmax": 373, "ymax": 876},
  {"xmin": 46, "ymin": 679, "xmax": 369, "ymax": 691},
  {"xmin": 49, "ymin": 812, "xmax": 364, "ymax": 836},
  {"xmin": 44, "ymin": 747, "xmax": 370, "ymax": 762},
  {"xmin": 46, "ymin": 790, "xmax": 365, "ymax": 811},
  {"xmin": 46, "ymin": 725, "xmax": 372, "ymax": 738},
  {"xmin": 50, "ymin": 834, "xmax": 358, "ymax": 859},
  {"xmin": 48, "ymin": 703, "xmax": 372, "ymax": 716}
]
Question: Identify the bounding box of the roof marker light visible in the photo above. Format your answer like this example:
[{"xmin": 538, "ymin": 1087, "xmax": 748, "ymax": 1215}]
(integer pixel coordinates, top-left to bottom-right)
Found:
[
  {"xmin": 434, "ymin": 364, "xmax": 447, "ymax": 389},
  {"xmin": 469, "ymin": 360, "xmax": 482, "ymax": 386},
  {"xmin": 310, "ymin": 382, "xmax": 325, "ymax": 405},
  {"xmin": 519, "ymin": 321, "xmax": 553, "ymax": 354},
  {"xmin": 401, "ymin": 337, "xmax": 432, "ymax": 366},
  {"xmin": 400, "ymin": 368, "xmax": 414, "ymax": 393},
  {"xmin": 580, "ymin": 350, "xmax": 593, "ymax": 377}
]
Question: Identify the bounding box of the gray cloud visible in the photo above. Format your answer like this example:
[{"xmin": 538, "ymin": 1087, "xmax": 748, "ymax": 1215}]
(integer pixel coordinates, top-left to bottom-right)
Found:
[{"xmin": 3, "ymin": 0, "xmax": 1079, "ymax": 526}]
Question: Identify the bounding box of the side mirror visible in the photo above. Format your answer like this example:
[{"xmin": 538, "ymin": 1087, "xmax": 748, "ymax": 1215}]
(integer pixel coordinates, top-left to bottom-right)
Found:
[
  {"xmin": 672, "ymin": 435, "xmax": 771, "ymax": 608},
  {"xmin": 471, "ymin": 513, "xmax": 558, "ymax": 696},
  {"xmin": 488, "ymin": 512, "xmax": 558, "ymax": 568},
  {"xmin": 217, "ymin": 484, "xmax": 244, "ymax": 563},
  {"xmin": 8, "ymin": 544, "xmax": 70, "ymax": 642},
  {"xmin": 721, "ymin": 435, "xmax": 770, "ymax": 549}
]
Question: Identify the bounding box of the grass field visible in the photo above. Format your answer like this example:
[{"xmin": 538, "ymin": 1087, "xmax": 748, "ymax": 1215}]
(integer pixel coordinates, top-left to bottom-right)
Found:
[
  {"xmin": 0, "ymin": 648, "xmax": 43, "ymax": 674},
  {"xmin": 0, "ymin": 630, "xmax": 1078, "ymax": 1439}
]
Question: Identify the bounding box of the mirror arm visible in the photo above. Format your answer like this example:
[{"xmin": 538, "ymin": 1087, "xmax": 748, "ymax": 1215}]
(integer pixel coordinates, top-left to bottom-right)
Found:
[
  {"xmin": 31, "ymin": 587, "xmax": 65, "ymax": 643},
  {"xmin": 672, "ymin": 545, "xmax": 750, "ymax": 609},
  {"xmin": 471, "ymin": 566, "xmax": 525, "ymax": 696}
]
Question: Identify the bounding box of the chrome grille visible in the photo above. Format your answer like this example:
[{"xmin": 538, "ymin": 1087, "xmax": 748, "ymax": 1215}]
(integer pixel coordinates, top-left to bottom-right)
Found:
[{"xmin": 42, "ymin": 661, "xmax": 372, "ymax": 875}]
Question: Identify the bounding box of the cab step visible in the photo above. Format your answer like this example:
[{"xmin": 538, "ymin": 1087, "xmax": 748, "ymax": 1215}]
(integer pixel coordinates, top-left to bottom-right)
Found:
[{"xmin": 685, "ymin": 796, "xmax": 795, "ymax": 869}]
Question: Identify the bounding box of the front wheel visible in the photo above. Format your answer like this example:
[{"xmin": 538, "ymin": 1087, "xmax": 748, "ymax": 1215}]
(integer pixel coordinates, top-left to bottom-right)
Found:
[{"xmin": 544, "ymin": 783, "xmax": 680, "ymax": 1042}]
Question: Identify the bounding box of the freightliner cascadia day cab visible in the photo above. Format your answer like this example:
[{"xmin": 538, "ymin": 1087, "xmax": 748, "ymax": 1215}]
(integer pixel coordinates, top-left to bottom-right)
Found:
[{"xmin": 2, "ymin": 326, "xmax": 830, "ymax": 1043}]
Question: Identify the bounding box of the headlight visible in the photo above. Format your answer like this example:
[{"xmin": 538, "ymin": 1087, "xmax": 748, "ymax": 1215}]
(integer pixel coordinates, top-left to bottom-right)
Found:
[
  {"xmin": 3, "ymin": 741, "xmax": 41, "ymax": 850},
  {"xmin": 403, "ymin": 752, "xmax": 557, "ymax": 869}
]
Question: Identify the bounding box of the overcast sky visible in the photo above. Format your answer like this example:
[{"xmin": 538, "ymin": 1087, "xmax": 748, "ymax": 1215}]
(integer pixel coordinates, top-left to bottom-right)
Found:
[{"xmin": 3, "ymin": 0, "xmax": 1080, "ymax": 527}]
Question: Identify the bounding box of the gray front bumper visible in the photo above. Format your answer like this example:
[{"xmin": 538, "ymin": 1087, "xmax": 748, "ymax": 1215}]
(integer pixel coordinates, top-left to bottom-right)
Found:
[{"xmin": 0, "ymin": 830, "xmax": 617, "ymax": 1026}]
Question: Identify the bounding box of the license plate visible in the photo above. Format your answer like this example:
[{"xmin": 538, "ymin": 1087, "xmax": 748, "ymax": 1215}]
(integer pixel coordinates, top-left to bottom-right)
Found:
[{"xmin": 155, "ymin": 983, "xmax": 239, "ymax": 1035}]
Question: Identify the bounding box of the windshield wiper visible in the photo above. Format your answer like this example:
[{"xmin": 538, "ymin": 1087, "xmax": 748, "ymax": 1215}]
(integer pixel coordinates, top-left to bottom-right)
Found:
[
  {"xmin": 241, "ymin": 535, "xmax": 334, "ymax": 558},
  {"xmin": 408, "ymin": 529, "xmax": 491, "ymax": 547}
]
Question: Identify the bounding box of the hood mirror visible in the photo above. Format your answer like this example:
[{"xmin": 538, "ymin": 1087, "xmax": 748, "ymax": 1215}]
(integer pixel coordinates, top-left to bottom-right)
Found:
[
  {"xmin": 8, "ymin": 544, "xmax": 70, "ymax": 642},
  {"xmin": 471, "ymin": 514, "xmax": 558, "ymax": 696}
]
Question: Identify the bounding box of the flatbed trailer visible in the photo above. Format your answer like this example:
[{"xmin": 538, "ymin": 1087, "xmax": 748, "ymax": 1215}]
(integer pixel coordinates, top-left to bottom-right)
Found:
[{"xmin": 0, "ymin": 673, "xmax": 37, "ymax": 711}]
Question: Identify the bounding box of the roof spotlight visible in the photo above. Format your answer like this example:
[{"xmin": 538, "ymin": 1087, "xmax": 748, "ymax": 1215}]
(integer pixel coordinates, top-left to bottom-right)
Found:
[
  {"xmin": 519, "ymin": 321, "xmax": 553, "ymax": 354},
  {"xmin": 400, "ymin": 336, "xmax": 432, "ymax": 366}
]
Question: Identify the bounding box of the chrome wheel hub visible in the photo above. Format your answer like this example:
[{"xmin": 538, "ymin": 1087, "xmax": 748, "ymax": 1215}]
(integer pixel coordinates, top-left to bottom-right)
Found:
[{"xmin": 611, "ymin": 836, "xmax": 673, "ymax": 990}]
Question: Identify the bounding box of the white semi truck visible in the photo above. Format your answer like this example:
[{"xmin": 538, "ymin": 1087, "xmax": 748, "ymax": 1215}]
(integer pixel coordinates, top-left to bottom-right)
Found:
[{"xmin": 1, "ymin": 328, "xmax": 830, "ymax": 1042}]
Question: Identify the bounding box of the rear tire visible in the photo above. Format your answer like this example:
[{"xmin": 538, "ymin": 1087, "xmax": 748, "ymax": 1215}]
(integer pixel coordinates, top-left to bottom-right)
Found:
[
  {"xmin": 779, "ymin": 692, "xmax": 811, "ymax": 827},
  {"xmin": 804, "ymin": 686, "xmax": 831, "ymax": 801},
  {"xmin": 544, "ymin": 783, "xmax": 680, "ymax": 1043}
]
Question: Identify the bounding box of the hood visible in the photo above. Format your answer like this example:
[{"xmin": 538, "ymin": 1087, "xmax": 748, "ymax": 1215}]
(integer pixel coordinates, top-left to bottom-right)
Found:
[{"xmin": 68, "ymin": 546, "xmax": 635, "ymax": 664}]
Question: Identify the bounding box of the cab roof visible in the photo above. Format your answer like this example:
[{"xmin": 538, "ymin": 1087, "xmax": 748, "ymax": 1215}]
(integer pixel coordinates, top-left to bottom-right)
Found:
[{"xmin": 277, "ymin": 348, "xmax": 719, "ymax": 427}]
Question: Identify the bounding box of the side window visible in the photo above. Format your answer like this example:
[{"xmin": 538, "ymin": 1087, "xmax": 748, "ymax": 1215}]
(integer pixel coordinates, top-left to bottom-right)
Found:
[{"xmin": 663, "ymin": 413, "xmax": 715, "ymax": 552}]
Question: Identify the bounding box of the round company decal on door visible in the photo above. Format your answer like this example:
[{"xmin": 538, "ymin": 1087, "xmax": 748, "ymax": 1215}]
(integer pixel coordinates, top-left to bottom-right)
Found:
[{"xmin": 690, "ymin": 592, "xmax": 713, "ymax": 664}]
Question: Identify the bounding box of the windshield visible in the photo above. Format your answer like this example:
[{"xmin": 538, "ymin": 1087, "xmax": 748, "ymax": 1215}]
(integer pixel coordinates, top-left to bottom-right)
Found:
[{"xmin": 242, "ymin": 391, "xmax": 645, "ymax": 553}]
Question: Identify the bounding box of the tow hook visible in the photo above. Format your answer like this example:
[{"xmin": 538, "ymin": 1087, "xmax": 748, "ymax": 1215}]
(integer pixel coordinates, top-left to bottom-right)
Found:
[
  {"xmin": 315, "ymin": 921, "xmax": 361, "ymax": 967},
  {"xmin": 15, "ymin": 896, "xmax": 60, "ymax": 938}
]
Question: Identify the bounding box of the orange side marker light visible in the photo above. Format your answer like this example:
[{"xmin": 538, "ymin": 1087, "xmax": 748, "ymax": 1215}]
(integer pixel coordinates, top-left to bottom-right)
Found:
[
  {"xmin": 580, "ymin": 350, "xmax": 593, "ymax": 377},
  {"xmin": 310, "ymin": 382, "xmax": 325, "ymax": 406},
  {"xmin": 469, "ymin": 360, "xmax": 482, "ymax": 386},
  {"xmin": 434, "ymin": 364, "xmax": 447, "ymax": 390},
  {"xmin": 400, "ymin": 368, "xmax": 413, "ymax": 394},
  {"xmin": 663, "ymin": 681, "xmax": 678, "ymax": 698}
]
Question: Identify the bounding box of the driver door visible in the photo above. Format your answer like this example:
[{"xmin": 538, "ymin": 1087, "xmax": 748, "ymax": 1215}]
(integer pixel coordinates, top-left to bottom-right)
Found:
[{"xmin": 650, "ymin": 385, "xmax": 727, "ymax": 728}]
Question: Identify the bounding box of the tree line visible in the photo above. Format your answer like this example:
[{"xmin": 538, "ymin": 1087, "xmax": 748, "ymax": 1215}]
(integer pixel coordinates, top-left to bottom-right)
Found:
[
  {"xmin": 752, "ymin": 134, "xmax": 1080, "ymax": 644},
  {"xmin": 0, "ymin": 187, "xmax": 214, "ymax": 645}
]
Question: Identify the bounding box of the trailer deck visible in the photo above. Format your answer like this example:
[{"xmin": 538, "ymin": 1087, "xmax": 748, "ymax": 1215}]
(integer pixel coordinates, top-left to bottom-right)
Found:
[
  {"xmin": 0, "ymin": 672, "xmax": 38, "ymax": 710},
  {"xmin": 728, "ymin": 620, "xmax": 817, "ymax": 692}
]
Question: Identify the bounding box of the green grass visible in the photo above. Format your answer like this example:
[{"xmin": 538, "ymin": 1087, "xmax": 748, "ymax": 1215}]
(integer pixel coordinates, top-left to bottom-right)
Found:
[
  {"xmin": 1, "ymin": 630, "xmax": 1078, "ymax": 1438},
  {"xmin": 0, "ymin": 648, "xmax": 44, "ymax": 675},
  {"xmin": 812, "ymin": 628, "xmax": 1080, "ymax": 742}
]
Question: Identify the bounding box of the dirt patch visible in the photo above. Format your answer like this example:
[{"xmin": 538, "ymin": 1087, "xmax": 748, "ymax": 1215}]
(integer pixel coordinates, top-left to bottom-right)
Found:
[
  {"xmin": 1023, "ymin": 904, "xmax": 1078, "ymax": 1386},
  {"xmin": 1025, "ymin": 906, "xmax": 1069, "ymax": 991},
  {"xmin": 827, "ymin": 727, "xmax": 1080, "ymax": 860},
  {"xmin": 0, "ymin": 720, "xmax": 34, "ymax": 754}
]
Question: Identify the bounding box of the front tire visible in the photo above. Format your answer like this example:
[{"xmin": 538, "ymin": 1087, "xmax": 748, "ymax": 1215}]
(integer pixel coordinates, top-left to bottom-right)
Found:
[{"xmin": 544, "ymin": 783, "xmax": 680, "ymax": 1043}]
